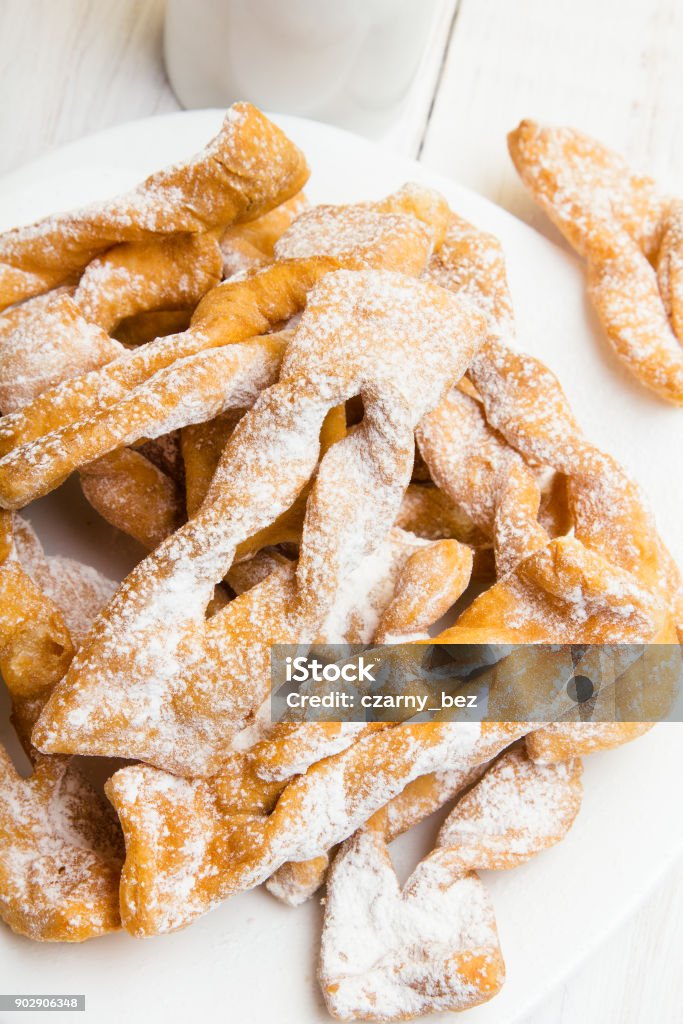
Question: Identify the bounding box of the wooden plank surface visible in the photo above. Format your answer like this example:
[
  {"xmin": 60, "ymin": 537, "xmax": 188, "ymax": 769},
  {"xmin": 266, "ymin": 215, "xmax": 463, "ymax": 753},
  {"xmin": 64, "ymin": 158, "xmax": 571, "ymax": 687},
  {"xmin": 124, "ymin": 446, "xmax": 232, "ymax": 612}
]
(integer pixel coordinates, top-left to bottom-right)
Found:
[
  {"xmin": 420, "ymin": 0, "xmax": 683, "ymax": 241},
  {"xmin": 0, "ymin": 3, "xmax": 681, "ymax": 1023},
  {"xmin": 0, "ymin": 0, "xmax": 178, "ymax": 175}
]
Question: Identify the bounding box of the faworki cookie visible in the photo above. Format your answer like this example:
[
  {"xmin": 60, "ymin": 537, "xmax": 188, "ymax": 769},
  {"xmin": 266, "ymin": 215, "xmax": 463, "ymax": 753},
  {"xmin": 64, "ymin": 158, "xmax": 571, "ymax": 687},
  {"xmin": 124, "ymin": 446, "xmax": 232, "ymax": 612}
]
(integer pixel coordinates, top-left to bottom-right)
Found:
[
  {"xmin": 508, "ymin": 119, "xmax": 683, "ymax": 404},
  {"xmin": 32, "ymin": 269, "xmax": 486, "ymax": 775},
  {"xmin": 0, "ymin": 104, "xmax": 679, "ymax": 1023},
  {"xmin": 319, "ymin": 748, "xmax": 581, "ymax": 1020},
  {"xmin": 0, "ymin": 513, "xmax": 122, "ymax": 941},
  {"xmin": 0, "ymin": 103, "xmax": 308, "ymax": 311}
]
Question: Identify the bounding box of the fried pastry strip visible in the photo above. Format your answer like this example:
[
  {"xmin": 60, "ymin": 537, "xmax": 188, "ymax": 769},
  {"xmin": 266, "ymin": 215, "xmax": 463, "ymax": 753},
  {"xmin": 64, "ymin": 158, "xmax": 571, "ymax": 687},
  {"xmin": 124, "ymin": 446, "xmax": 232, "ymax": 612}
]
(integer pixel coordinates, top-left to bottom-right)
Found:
[
  {"xmin": 422, "ymin": 208, "xmax": 679, "ymax": 757},
  {"xmin": 0, "ymin": 747, "xmax": 123, "ymax": 942},
  {"xmin": 0, "ymin": 230, "xmax": 223, "ymax": 416},
  {"xmin": 0, "ymin": 103, "xmax": 308, "ymax": 310},
  {"xmin": 266, "ymin": 760, "xmax": 487, "ymax": 907},
  {"xmin": 319, "ymin": 748, "xmax": 581, "ymax": 1020},
  {"xmin": 0, "ymin": 515, "xmax": 122, "ymax": 942},
  {"xmin": 508, "ymin": 120, "xmax": 683, "ymax": 404},
  {"xmin": 105, "ymin": 721, "xmax": 525, "ymax": 936}
]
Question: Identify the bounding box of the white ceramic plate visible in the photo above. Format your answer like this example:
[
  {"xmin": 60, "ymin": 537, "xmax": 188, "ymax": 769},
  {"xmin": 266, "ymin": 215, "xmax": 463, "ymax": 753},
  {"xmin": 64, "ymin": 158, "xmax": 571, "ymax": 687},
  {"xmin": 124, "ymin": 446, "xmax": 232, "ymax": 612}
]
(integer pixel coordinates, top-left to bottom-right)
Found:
[{"xmin": 0, "ymin": 111, "xmax": 681, "ymax": 1024}]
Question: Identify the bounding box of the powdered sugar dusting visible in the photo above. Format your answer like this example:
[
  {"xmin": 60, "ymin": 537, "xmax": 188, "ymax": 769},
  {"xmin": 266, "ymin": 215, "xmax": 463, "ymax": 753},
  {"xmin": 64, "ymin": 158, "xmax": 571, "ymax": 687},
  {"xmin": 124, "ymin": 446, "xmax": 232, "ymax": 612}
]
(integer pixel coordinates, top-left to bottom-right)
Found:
[
  {"xmin": 0, "ymin": 103, "xmax": 308, "ymax": 308},
  {"xmin": 319, "ymin": 529, "xmax": 430, "ymax": 644},
  {"xmin": 319, "ymin": 747, "xmax": 580, "ymax": 1020},
  {"xmin": 0, "ymin": 292, "xmax": 122, "ymax": 413},
  {"xmin": 320, "ymin": 828, "xmax": 501, "ymax": 1020},
  {"xmin": 508, "ymin": 120, "xmax": 682, "ymax": 403},
  {"xmin": 11, "ymin": 515, "xmax": 116, "ymax": 646},
  {"xmin": 0, "ymin": 748, "xmax": 123, "ymax": 940}
]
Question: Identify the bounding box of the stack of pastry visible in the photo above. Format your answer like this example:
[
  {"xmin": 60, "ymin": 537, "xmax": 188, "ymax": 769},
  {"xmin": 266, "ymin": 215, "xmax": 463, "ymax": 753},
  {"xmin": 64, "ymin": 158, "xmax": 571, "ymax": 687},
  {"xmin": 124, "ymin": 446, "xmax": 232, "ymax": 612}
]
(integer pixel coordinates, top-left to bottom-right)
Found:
[{"xmin": 0, "ymin": 104, "xmax": 680, "ymax": 1022}]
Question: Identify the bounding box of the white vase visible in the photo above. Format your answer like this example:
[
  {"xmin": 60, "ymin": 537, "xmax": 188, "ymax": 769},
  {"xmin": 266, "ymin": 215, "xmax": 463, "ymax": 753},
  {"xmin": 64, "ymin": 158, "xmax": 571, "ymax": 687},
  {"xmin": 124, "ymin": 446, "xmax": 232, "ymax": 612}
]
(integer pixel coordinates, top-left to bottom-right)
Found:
[{"xmin": 164, "ymin": 0, "xmax": 442, "ymax": 136}]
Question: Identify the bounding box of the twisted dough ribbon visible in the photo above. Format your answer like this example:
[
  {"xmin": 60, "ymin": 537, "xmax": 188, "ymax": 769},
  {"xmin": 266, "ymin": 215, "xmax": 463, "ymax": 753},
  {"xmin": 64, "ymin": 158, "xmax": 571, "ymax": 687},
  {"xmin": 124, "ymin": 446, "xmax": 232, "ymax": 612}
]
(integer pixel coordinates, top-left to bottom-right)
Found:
[
  {"xmin": 0, "ymin": 231, "xmax": 223, "ymax": 414},
  {"xmin": 266, "ymin": 759, "xmax": 488, "ymax": 907},
  {"xmin": 0, "ymin": 103, "xmax": 308, "ymax": 311},
  {"xmin": 419, "ymin": 210, "xmax": 680, "ymax": 759},
  {"xmin": 0, "ymin": 233, "xmax": 223, "ymax": 545},
  {"xmin": 0, "ymin": 746, "xmax": 123, "ymax": 942},
  {"xmin": 32, "ymin": 270, "xmax": 486, "ymax": 776},
  {"xmin": 508, "ymin": 120, "xmax": 683, "ymax": 404},
  {"xmin": 105, "ymin": 721, "xmax": 525, "ymax": 936},
  {"xmin": 0, "ymin": 187, "xmax": 440, "ymax": 508},
  {"xmin": 319, "ymin": 747, "xmax": 581, "ymax": 1020}
]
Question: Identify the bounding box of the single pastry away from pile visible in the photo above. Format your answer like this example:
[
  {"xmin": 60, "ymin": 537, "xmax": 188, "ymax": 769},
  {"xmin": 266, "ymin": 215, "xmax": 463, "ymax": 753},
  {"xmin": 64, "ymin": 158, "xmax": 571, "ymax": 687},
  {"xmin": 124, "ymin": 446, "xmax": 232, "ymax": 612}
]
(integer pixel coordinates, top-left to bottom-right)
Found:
[
  {"xmin": 508, "ymin": 118, "xmax": 683, "ymax": 404},
  {"xmin": 0, "ymin": 104, "xmax": 680, "ymax": 1023}
]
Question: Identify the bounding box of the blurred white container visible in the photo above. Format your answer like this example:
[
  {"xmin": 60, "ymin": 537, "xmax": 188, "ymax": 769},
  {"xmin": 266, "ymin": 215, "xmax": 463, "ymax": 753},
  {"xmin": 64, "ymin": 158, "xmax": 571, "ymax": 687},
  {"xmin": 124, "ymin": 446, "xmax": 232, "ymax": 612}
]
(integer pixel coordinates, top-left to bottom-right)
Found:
[{"xmin": 164, "ymin": 0, "xmax": 443, "ymax": 136}]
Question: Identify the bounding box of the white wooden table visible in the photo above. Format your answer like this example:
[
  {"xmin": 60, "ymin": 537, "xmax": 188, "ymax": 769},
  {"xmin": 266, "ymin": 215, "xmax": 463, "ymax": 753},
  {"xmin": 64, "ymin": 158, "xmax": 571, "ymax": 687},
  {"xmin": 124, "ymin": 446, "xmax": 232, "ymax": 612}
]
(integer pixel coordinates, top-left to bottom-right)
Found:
[{"xmin": 0, "ymin": 2, "xmax": 681, "ymax": 1022}]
